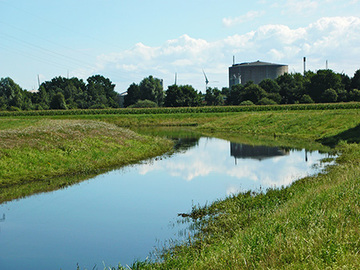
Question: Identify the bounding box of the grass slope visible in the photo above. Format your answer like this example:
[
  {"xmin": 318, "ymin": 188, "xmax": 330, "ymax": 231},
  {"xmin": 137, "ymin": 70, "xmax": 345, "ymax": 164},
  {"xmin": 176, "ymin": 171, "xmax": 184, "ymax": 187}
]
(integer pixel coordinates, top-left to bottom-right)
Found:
[
  {"xmin": 0, "ymin": 120, "xmax": 172, "ymax": 203},
  {"xmin": 1, "ymin": 107, "xmax": 360, "ymax": 269}
]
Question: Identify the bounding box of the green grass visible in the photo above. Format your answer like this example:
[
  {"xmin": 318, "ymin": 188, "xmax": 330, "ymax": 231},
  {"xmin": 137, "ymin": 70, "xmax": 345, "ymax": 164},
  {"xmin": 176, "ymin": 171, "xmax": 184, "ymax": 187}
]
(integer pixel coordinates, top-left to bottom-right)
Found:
[
  {"xmin": 143, "ymin": 142, "xmax": 360, "ymax": 269},
  {"xmin": 0, "ymin": 120, "xmax": 173, "ymax": 203},
  {"xmin": 1, "ymin": 106, "xmax": 360, "ymax": 269}
]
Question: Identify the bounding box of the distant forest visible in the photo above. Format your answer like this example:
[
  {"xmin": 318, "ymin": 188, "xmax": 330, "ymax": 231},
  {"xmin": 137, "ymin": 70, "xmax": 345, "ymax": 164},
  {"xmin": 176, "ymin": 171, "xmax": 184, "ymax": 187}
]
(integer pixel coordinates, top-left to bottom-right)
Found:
[{"xmin": 1, "ymin": 68, "xmax": 360, "ymax": 111}]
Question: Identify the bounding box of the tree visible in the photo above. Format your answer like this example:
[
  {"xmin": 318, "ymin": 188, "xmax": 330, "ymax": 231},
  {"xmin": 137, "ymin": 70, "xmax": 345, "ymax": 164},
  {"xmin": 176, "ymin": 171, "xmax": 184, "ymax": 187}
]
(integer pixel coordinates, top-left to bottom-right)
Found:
[
  {"xmin": 139, "ymin": 76, "xmax": 164, "ymax": 106},
  {"xmin": 0, "ymin": 77, "xmax": 25, "ymax": 110},
  {"xmin": 299, "ymin": 94, "xmax": 314, "ymax": 104},
  {"xmin": 86, "ymin": 75, "xmax": 119, "ymax": 108},
  {"xmin": 276, "ymin": 73, "xmax": 302, "ymax": 104},
  {"xmin": 164, "ymin": 85, "xmax": 182, "ymax": 107},
  {"xmin": 348, "ymin": 89, "xmax": 360, "ymax": 101},
  {"xmin": 259, "ymin": 79, "xmax": 280, "ymax": 94},
  {"xmin": 351, "ymin": 69, "xmax": 360, "ymax": 90},
  {"xmin": 341, "ymin": 73, "xmax": 352, "ymax": 91},
  {"xmin": 321, "ymin": 88, "xmax": 338, "ymax": 103},
  {"xmin": 226, "ymin": 84, "xmax": 244, "ymax": 105},
  {"xmin": 306, "ymin": 69, "xmax": 343, "ymax": 103},
  {"xmin": 124, "ymin": 83, "xmax": 141, "ymax": 107},
  {"xmin": 205, "ymin": 87, "xmax": 224, "ymax": 106},
  {"xmin": 50, "ymin": 92, "xmax": 67, "ymax": 109},
  {"xmin": 181, "ymin": 85, "xmax": 202, "ymax": 106},
  {"xmin": 239, "ymin": 83, "xmax": 267, "ymax": 104}
]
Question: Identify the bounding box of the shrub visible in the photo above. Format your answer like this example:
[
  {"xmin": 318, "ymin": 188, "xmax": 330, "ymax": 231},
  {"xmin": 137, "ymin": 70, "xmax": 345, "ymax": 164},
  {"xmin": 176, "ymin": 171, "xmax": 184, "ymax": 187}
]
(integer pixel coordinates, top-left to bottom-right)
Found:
[
  {"xmin": 240, "ymin": 100, "xmax": 255, "ymax": 106},
  {"xmin": 128, "ymin": 99, "xmax": 158, "ymax": 108},
  {"xmin": 257, "ymin": 97, "xmax": 277, "ymax": 105},
  {"xmin": 300, "ymin": 94, "xmax": 315, "ymax": 104}
]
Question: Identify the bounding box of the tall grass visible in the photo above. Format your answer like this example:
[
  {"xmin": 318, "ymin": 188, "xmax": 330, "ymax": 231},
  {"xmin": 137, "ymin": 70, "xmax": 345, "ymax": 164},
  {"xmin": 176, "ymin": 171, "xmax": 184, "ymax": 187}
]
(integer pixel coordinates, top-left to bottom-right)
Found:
[
  {"xmin": 1, "ymin": 102, "xmax": 360, "ymax": 117},
  {"xmin": 0, "ymin": 120, "xmax": 173, "ymax": 203}
]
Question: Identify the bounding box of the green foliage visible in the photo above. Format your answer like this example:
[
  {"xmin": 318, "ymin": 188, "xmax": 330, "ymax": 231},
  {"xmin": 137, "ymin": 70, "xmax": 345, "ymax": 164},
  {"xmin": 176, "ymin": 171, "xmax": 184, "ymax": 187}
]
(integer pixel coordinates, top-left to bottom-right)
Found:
[
  {"xmin": 50, "ymin": 92, "xmax": 67, "ymax": 109},
  {"xmin": 257, "ymin": 97, "xmax": 277, "ymax": 105},
  {"xmin": 322, "ymin": 88, "xmax": 338, "ymax": 103},
  {"xmin": 0, "ymin": 77, "xmax": 30, "ymax": 110},
  {"xmin": 205, "ymin": 87, "xmax": 225, "ymax": 106},
  {"xmin": 128, "ymin": 99, "xmax": 158, "ymax": 108},
  {"xmin": 2, "ymin": 68, "xmax": 360, "ymax": 112},
  {"xmin": 139, "ymin": 76, "xmax": 164, "ymax": 106},
  {"xmin": 0, "ymin": 120, "xmax": 173, "ymax": 203},
  {"xmin": 276, "ymin": 73, "xmax": 303, "ymax": 104},
  {"xmin": 227, "ymin": 84, "xmax": 244, "ymax": 105},
  {"xmin": 124, "ymin": 83, "xmax": 140, "ymax": 107},
  {"xmin": 351, "ymin": 69, "xmax": 360, "ymax": 90},
  {"xmin": 164, "ymin": 85, "xmax": 202, "ymax": 107},
  {"xmin": 1, "ymin": 102, "xmax": 360, "ymax": 117},
  {"xmin": 299, "ymin": 94, "xmax": 314, "ymax": 104},
  {"xmin": 31, "ymin": 75, "xmax": 119, "ymax": 110},
  {"xmin": 259, "ymin": 78, "xmax": 280, "ymax": 93},
  {"xmin": 307, "ymin": 69, "xmax": 343, "ymax": 103},
  {"xmin": 239, "ymin": 100, "xmax": 254, "ymax": 106},
  {"xmin": 240, "ymin": 83, "xmax": 267, "ymax": 104},
  {"xmin": 124, "ymin": 76, "xmax": 164, "ymax": 107}
]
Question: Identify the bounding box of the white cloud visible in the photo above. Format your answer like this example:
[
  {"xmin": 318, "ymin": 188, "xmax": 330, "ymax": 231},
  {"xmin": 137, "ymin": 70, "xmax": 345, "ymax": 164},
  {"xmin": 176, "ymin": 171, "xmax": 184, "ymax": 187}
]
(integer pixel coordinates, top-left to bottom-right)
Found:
[
  {"xmin": 223, "ymin": 11, "xmax": 265, "ymax": 27},
  {"xmin": 93, "ymin": 16, "xmax": 360, "ymax": 92},
  {"xmin": 281, "ymin": 0, "xmax": 320, "ymax": 15}
]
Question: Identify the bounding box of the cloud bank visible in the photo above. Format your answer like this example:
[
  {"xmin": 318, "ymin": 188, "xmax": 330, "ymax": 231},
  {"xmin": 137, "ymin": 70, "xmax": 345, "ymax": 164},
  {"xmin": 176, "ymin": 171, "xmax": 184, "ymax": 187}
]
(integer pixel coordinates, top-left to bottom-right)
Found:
[{"xmin": 93, "ymin": 16, "xmax": 360, "ymax": 92}]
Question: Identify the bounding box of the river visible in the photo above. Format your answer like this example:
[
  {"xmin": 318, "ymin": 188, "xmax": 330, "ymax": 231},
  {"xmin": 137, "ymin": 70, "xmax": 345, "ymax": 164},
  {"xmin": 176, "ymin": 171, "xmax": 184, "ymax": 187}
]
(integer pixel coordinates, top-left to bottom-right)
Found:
[{"xmin": 0, "ymin": 134, "xmax": 332, "ymax": 269}]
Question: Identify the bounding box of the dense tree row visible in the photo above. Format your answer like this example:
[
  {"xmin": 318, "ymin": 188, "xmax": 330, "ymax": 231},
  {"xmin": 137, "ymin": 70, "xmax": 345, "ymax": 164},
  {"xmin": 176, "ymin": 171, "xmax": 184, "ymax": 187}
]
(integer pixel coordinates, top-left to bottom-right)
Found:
[
  {"xmin": 125, "ymin": 69, "xmax": 360, "ymax": 108},
  {"xmin": 1, "ymin": 68, "xmax": 360, "ymax": 111},
  {"xmin": 0, "ymin": 75, "xmax": 120, "ymax": 111},
  {"xmin": 225, "ymin": 69, "xmax": 360, "ymax": 105}
]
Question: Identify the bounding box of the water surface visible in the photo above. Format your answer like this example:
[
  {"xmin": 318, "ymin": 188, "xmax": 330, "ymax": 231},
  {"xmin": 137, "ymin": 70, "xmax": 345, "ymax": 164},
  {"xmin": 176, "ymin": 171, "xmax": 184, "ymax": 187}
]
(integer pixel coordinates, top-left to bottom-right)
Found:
[{"xmin": 0, "ymin": 136, "xmax": 331, "ymax": 269}]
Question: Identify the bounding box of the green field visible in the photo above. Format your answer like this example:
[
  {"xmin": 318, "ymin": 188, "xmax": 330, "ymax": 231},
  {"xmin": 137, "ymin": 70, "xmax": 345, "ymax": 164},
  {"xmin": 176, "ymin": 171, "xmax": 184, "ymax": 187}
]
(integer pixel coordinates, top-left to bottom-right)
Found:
[{"xmin": 1, "ymin": 105, "xmax": 360, "ymax": 268}]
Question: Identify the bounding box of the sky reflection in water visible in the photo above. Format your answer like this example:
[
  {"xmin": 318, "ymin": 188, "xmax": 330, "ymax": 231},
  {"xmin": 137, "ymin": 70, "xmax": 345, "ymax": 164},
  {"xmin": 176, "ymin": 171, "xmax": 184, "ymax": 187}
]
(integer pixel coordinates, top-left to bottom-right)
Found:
[{"xmin": 0, "ymin": 137, "xmax": 331, "ymax": 269}]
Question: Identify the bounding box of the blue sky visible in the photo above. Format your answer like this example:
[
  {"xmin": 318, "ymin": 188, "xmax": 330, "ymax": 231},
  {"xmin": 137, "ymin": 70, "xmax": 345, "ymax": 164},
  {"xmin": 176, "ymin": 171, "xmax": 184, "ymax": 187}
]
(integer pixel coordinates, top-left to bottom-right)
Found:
[{"xmin": 1, "ymin": 0, "xmax": 359, "ymax": 92}]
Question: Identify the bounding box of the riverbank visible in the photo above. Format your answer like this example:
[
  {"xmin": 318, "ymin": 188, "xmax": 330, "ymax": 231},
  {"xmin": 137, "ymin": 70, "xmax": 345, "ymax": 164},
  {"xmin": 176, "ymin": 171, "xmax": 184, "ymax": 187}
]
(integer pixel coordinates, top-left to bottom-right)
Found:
[
  {"xmin": 145, "ymin": 141, "xmax": 360, "ymax": 269},
  {"xmin": 0, "ymin": 120, "xmax": 173, "ymax": 203},
  {"xmin": 1, "ymin": 107, "xmax": 360, "ymax": 268},
  {"xmin": 137, "ymin": 111, "xmax": 360, "ymax": 269}
]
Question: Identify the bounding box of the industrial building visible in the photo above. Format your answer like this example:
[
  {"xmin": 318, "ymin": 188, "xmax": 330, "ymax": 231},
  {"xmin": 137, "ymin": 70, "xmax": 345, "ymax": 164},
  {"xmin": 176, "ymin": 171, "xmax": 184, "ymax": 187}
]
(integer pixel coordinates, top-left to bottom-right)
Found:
[{"xmin": 229, "ymin": 60, "xmax": 288, "ymax": 89}]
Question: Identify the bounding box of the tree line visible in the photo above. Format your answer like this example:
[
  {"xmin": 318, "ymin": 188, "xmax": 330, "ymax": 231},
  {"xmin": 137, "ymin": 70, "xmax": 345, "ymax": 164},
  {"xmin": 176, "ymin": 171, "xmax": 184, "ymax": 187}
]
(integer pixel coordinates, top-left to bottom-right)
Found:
[
  {"xmin": 1, "ymin": 68, "xmax": 360, "ymax": 111},
  {"xmin": 125, "ymin": 69, "xmax": 360, "ymax": 107},
  {"xmin": 0, "ymin": 75, "xmax": 120, "ymax": 111}
]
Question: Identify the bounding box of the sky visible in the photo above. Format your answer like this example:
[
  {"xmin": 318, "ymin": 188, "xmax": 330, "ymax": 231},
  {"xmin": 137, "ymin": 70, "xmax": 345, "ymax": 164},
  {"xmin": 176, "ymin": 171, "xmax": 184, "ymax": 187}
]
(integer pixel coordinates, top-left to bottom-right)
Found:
[{"xmin": 0, "ymin": 0, "xmax": 359, "ymax": 93}]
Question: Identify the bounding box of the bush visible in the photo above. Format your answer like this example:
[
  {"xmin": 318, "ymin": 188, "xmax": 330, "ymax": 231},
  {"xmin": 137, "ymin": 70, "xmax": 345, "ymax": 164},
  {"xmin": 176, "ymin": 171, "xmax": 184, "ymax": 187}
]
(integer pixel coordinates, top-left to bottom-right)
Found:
[
  {"xmin": 128, "ymin": 99, "xmax": 158, "ymax": 108},
  {"xmin": 321, "ymin": 88, "xmax": 338, "ymax": 103},
  {"xmin": 239, "ymin": 100, "xmax": 254, "ymax": 106},
  {"xmin": 257, "ymin": 97, "xmax": 277, "ymax": 105},
  {"xmin": 300, "ymin": 94, "xmax": 314, "ymax": 104}
]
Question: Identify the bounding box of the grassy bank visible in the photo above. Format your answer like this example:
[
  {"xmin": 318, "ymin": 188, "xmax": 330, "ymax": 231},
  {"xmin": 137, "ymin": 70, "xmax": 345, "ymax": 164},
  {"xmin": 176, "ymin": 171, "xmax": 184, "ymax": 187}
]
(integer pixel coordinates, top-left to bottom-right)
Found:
[
  {"xmin": 1, "ymin": 106, "xmax": 360, "ymax": 268},
  {"xmin": 104, "ymin": 109, "xmax": 359, "ymax": 269},
  {"xmin": 0, "ymin": 120, "xmax": 173, "ymax": 203},
  {"xmin": 144, "ymin": 142, "xmax": 360, "ymax": 269}
]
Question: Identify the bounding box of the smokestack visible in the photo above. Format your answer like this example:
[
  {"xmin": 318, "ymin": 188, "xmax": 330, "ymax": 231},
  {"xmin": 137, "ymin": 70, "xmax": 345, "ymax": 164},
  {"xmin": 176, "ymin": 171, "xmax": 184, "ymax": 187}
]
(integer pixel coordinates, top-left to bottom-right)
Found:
[
  {"xmin": 303, "ymin": 57, "xmax": 306, "ymax": 75},
  {"xmin": 233, "ymin": 55, "xmax": 235, "ymax": 66}
]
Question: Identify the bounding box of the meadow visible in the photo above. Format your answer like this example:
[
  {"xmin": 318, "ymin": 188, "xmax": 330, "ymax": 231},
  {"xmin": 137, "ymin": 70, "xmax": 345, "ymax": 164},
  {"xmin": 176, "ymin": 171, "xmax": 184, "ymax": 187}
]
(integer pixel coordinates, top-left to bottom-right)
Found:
[{"xmin": 1, "ymin": 104, "xmax": 360, "ymax": 268}]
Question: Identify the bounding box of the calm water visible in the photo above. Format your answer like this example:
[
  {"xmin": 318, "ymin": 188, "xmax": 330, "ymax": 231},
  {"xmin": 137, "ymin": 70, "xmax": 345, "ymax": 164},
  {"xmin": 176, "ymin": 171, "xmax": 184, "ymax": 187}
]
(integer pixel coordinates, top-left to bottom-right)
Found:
[{"xmin": 0, "ymin": 136, "xmax": 331, "ymax": 269}]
